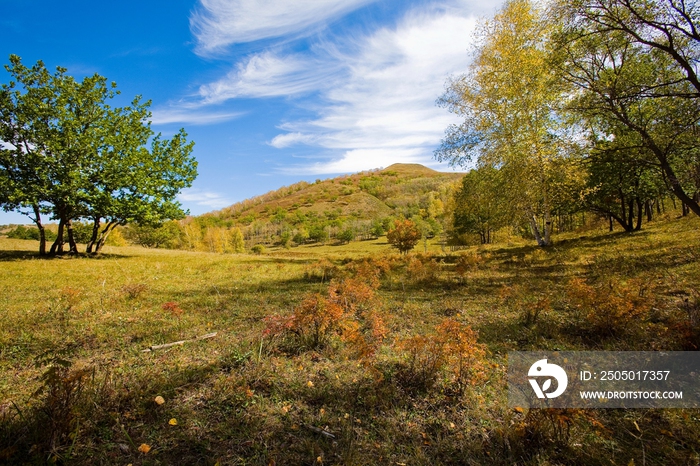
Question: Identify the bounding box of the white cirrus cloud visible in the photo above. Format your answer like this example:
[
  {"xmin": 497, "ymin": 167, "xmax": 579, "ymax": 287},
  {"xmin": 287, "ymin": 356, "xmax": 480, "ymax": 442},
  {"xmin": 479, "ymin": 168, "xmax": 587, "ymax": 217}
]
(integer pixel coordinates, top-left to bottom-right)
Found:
[
  {"xmin": 191, "ymin": 0, "xmax": 378, "ymax": 54},
  {"xmin": 187, "ymin": 0, "xmax": 502, "ymax": 170},
  {"xmin": 269, "ymin": 8, "xmax": 483, "ymax": 174},
  {"xmin": 198, "ymin": 51, "xmax": 340, "ymax": 103},
  {"xmin": 178, "ymin": 189, "xmax": 234, "ymax": 209},
  {"xmin": 149, "ymin": 108, "xmax": 244, "ymax": 126},
  {"xmin": 269, "ymin": 132, "xmax": 320, "ymax": 148},
  {"xmin": 280, "ymin": 148, "xmax": 428, "ymax": 175}
]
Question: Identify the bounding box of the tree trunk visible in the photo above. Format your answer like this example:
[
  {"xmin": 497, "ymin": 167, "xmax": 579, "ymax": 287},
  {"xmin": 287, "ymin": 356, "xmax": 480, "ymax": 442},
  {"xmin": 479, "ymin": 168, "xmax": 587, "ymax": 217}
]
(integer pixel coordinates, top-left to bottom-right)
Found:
[
  {"xmin": 645, "ymin": 199, "xmax": 653, "ymax": 223},
  {"xmin": 65, "ymin": 218, "xmax": 78, "ymax": 253},
  {"xmin": 50, "ymin": 219, "xmax": 65, "ymax": 254},
  {"xmin": 609, "ymin": 215, "xmax": 614, "ymax": 232},
  {"xmin": 32, "ymin": 204, "xmax": 47, "ymax": 256},
  {"xmin": 627, "ymin": 200, "xmax": 635, "ymax": 231},
  {"xmin": 659, "ymin": 159, "xmax": 700, "ymax": 217},
  {"xmin": 619, "ymin": 189, "xmax": 627, "ymax": 226},
  {"xmin": 634, "ymin": 198, "xmax": 643, "ymax": 230},
  {"xmin": 618, "ymin": 114, "xmax": 700, "ymax": 217},
  {"xmin": 94, "ymin": 221, "xmax": 117, "ymax": 254},
  {"xmin": 86, "ymin": 217, "xmax": 101, "ymax": 253},
  {"xmin": 528, "ymin": 213, "xmax": 546, "ymax": 247}
]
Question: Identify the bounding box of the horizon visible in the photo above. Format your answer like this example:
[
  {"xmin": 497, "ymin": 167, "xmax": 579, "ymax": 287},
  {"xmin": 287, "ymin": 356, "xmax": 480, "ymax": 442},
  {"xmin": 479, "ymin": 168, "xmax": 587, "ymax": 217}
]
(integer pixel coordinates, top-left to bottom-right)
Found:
[{"xmin": 0, "ymin": 0, "xmax": 493, "ymax": 225}]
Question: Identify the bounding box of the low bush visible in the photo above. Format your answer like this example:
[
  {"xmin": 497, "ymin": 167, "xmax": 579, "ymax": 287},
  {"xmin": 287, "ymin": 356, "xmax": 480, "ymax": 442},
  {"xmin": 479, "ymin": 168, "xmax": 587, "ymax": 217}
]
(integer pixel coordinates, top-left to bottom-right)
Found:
[
  {"xmin": 566, "ymin": 277, "xmax": 654, "ymax": 337},
  {"xmin": 397, "ymin": 319, "xmax": 486, "ymax": 394}
]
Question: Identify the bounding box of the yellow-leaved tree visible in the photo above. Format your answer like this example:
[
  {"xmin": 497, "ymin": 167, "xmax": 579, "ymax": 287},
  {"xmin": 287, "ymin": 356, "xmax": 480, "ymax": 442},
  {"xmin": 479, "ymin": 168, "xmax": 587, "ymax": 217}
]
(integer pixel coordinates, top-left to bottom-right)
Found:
[{"xmin": 436, "ymin": 0, "xmax": 580, "ymax": 246}]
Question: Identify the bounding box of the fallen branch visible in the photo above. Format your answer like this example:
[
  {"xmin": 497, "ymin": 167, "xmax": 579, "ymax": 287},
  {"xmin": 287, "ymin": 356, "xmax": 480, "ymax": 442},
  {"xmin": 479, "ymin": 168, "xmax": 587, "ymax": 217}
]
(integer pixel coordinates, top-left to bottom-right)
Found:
[
  {"xmin": 304, "ymin": 424, "xmax": 336, "ymax": 439},
  {"xmin": 141, "ymin": 332, "xmax": 218, "ymax": 353}
]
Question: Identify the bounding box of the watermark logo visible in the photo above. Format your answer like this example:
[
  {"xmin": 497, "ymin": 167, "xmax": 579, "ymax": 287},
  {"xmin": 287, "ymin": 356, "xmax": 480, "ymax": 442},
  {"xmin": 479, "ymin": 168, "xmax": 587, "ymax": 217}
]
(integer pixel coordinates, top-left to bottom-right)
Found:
[{"xmin": 528, "ymin": 359, "xmax": 568, "ymax": 399}]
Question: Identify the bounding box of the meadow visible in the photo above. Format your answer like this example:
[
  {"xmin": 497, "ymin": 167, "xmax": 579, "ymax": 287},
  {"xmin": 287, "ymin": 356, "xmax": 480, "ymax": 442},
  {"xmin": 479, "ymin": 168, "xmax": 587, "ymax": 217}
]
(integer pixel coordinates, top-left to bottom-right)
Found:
[{"xmin": 1, "ymin": 214, "xmax": 699, "ymax": 465}]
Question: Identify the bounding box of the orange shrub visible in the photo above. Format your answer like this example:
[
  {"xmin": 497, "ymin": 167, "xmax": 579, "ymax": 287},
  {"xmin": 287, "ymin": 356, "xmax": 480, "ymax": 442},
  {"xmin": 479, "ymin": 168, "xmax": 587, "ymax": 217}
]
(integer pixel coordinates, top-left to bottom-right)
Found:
[
  {"xmin": 454, "ymin": 252, "xmax": 485, "ymax": 280},
  {"xmin": 347, "ymin": 256, "xmax": 392, "ymax": 287},
  {"xmin": 406, "ymin": 255, "xmax": 441, "ymax": 284},
  {"xmin": 262, "ymin": 275, "xmax": 387, "ymax": 355},
  {"xmin": 303, "ymin": 258, "xmax": 340, "ymax": 282},
  {"xmin": 287, "ymin": 293, "xmax": 345, "ymax": 350},
  {"xmin": 566, "ymin": 277, "xmax": 653, "ymax": 336},
  {"xmin": 398, "ymin": 318, "xmax": 486, "ymax": 394}
]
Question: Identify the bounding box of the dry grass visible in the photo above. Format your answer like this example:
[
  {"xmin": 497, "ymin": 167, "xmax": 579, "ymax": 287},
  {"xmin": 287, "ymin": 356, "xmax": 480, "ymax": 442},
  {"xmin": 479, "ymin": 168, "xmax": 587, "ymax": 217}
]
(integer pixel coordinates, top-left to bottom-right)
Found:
[{"xmin": 0, "ymin": 214, "xmax": 699, "ymax": 464}]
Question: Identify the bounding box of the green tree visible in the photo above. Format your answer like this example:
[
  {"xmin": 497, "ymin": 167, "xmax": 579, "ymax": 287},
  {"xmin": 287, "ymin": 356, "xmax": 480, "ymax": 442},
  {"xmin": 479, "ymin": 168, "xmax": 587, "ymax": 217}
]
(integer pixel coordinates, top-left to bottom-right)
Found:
[
  {"xmin": 370, "ymin": 219, "xmax": 385, "ymax": 238},
  {"xmin": 293, "ymin": 228, "xmax": 309, "ymax": 245},
  {"xmin": 578, "ymin": 118, "xmax": 668, "ymax": 231},
  {"xmin": 453, "ymin": 166, "xmax": 510, "ymax": 244},
  {"xmin": 387, "ymin": 219, "xmax": 421, "ymax": 254},
  {"xmin": 337, "ymin": 227, "xmax": 355, "ymax": 244},
  {"xmin": 308, "ymin": 225, "xmax": 329, "ymax": 243},
  {"xmin": 124, "ymin": 221, "xmax": 181, "ymax": 248},
  {"xmin": 0, "ymin": 55, "xmax": 197, "ymax": 255},
  {"xmin": 553, "ymin": 0, "xmax": 700, "ymax": 217}
]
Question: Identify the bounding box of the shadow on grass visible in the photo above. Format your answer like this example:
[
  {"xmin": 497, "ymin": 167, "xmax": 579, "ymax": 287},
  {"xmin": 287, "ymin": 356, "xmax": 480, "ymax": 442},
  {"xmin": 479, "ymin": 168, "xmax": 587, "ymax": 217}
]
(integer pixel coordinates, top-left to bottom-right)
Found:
[{"xmin": 0, "ymin": 250, "xmax": 134, "ymax": 262}]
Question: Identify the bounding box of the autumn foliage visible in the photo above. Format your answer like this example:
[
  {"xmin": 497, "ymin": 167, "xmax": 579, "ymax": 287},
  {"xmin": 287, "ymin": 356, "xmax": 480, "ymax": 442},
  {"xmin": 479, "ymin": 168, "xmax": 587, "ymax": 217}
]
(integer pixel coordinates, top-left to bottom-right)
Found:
[
  {"xmin": 566, "ymin": 277, "xmax": 653, "ymax": 336},
  {"xmin": 387, "ymin": 219, "xmax": 422, "ymax": 254},
  {"xmin": 398, "ymin": 319, "xmax": 486, "ymax": 394},
  {"xmin": 263, "ymin": 273, "xmax": 387, "ymax": 357}
]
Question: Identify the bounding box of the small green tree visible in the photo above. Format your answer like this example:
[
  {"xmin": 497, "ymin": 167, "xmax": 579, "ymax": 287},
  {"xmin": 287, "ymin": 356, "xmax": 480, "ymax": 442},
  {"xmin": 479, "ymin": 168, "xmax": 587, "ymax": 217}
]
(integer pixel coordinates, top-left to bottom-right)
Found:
[
  {"xmin": 370, "ymin": 219, "xmax": 385, "ymax": 238},
  {"xmin": 230, "ymin": 227, "xmax": 245, "ymax": 253},
  {"xmin": 308, "ymin": 225, "xmax": 329, "ymax": 243},
  {"xmin": 387, "ymin": 219, "xmax": 421, "ymax": 254},
  {"xmin": 337, "ymin": 227, "xmax": 355, "ymax": 244},
  {"xmin": 293, "ymin": 228, "xmax": 309, "ymax": 245},
  {"xmin": 453, "ymin": 166, "xmax": 510, "ymax": 244}
]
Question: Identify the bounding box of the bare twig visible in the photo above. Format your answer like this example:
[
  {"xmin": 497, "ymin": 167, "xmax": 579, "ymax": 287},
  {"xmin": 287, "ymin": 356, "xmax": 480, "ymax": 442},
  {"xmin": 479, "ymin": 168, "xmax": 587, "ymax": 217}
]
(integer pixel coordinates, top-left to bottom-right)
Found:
[
  {"xmin": 304, "ymin": 424, "xmax": 336, "ymax": 439},
  {"xmin": 141, "ymin": 332, "xmax": 218, "ymax": 353}
]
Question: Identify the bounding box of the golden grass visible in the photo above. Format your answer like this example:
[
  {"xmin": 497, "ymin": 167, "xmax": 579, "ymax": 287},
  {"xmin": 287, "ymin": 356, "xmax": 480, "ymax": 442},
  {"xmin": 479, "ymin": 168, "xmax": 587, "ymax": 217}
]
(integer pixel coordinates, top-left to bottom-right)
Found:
[{"xmin": 0, "ymin": 214, "xmax": 699, "ymax": 464}]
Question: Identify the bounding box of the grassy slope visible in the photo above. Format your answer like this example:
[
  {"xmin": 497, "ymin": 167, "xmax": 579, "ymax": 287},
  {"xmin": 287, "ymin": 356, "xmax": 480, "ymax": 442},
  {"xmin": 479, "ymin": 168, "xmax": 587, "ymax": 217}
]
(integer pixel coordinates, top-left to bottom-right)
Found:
[
  {"xmin": 0, "ymin": 214, "xmax": 699, "ymax": 465},
  {"xmin": 206, "ymin": 163, "xmax": 462, "ymax": 224}
]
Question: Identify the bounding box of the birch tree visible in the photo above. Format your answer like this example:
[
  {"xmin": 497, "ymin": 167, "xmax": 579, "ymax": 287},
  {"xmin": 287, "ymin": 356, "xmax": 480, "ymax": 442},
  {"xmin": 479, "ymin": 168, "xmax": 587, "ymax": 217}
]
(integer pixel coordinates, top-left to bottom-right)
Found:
[{"xmin": 436, "ymin": 0, "xmax": 578, "ymax": 246}]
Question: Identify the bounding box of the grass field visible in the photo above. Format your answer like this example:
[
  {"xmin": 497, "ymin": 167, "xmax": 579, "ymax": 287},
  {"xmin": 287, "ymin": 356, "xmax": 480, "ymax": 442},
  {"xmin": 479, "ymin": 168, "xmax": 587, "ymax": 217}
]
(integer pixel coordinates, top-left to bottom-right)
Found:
[{"xmin": 1, "ymin": 214, "xmax": 699, "ymax": 465}]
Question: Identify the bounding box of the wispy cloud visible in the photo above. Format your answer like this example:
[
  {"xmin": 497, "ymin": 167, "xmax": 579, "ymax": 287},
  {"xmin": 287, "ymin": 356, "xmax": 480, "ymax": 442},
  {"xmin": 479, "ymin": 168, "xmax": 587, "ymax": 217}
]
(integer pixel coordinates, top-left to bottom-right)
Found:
[
  {"xmin": 198, "ymin": 51, "xmax": 340, "ymax": 103},
  {"xmin": 150, "ymin": 108, "xmax": 244, "ymax": 126},
  {"xmin": 279, "ymin": 148, "xmax": 428, "ymax": 175},
  {"xmin": 186, "ymin": 0, "xmax": 501, "ymax": 171},
  {"xmin": 191, "ymin": 0, "xmax": 377, "ymax": 54},
  {"xmin": 268, "ymin": 8, "xmax": 482, "ymax": 174},
  {"xmin": 178, "ymin": 188, "xmax": 234, "ymax": 209}
]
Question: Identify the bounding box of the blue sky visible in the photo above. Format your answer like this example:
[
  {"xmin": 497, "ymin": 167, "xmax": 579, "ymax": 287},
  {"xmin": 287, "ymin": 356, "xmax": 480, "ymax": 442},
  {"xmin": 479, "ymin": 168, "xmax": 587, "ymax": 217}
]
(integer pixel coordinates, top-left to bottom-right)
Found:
[{"xmin": 1, "ymin": 0, "xmax": 501, "ymax": 224}]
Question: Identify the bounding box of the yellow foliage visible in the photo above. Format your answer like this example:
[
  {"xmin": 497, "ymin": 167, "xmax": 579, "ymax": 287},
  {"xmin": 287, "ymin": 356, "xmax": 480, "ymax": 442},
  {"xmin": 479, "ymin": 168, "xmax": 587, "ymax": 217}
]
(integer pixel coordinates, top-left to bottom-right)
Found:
[{"xmin": 566, "ymin": 277, "xmax": 653, "ymax": 335}]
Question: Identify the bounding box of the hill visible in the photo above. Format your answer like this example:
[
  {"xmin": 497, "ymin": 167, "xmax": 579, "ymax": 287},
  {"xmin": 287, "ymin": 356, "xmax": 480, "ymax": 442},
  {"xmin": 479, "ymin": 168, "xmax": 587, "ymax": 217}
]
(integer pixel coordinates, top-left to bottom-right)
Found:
[
  {"xmin": 193, "ymin": 163, "xmax": 464, "ymax": 247},
  {"xmin": 207, "ymin": 163, "xmax": 460, "ymax": 221}
]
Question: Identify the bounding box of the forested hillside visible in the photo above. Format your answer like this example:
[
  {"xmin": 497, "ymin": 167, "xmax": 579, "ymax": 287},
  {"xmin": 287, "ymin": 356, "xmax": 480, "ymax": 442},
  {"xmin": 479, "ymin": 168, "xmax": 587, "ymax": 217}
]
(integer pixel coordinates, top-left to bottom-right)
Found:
[{"xmin": 119, "ymin": 163, "xmax": 463, "ymax": 253}]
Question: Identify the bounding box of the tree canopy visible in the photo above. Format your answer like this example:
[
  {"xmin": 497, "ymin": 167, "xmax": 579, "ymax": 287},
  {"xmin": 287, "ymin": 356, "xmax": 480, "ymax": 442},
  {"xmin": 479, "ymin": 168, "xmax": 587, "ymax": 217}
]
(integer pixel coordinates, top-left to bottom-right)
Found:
[
  {"xmin": 387, "ymin": 219, "xmax": 421, "ymax": 254},
  {"xmin": 436, "ymin": 0, "xmax": 581, "ymax": 246},
  {"xmin": 436, "ymin": 0, "xmax": 700, "ymax": 246},
  {"xmin": 0, "ymin": 55, "xmax": 197, "ymax": 254}
]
